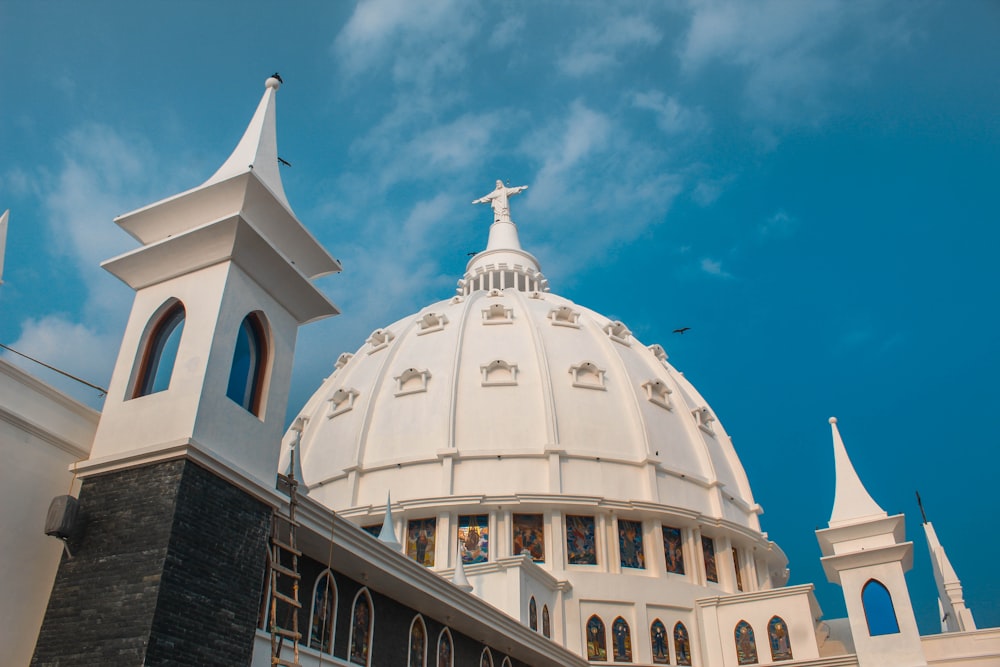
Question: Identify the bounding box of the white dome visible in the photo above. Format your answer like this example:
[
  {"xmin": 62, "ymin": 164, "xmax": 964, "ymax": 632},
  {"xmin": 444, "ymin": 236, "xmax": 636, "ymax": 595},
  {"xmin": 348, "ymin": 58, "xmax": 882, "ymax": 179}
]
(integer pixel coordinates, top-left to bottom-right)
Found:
[{"xmin": 283, "ymin": 202, "xmax": 789, "ymax": 641}]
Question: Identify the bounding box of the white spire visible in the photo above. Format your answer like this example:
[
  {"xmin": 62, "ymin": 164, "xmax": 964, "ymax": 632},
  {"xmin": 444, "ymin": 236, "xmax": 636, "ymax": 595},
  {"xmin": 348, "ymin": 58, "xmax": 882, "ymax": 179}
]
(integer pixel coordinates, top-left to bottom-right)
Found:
[
  {"xmin": 202, "ymin": 75, "xmax": 290, "ymax": 210},
  {"xmin": 377, "ymin": 492, "xmax": 402, "ymax": 551},
  {"xmin": 451, "ymin": 543, "xmax": 473, "ymax": 593},
  {"xmin": 0, "ymin": 209, "xmax": 8, "ymax": 285},
  {"xmin": 924, "ymin": 520, "xmax": 976, "ymax": 632},
  {"xmin": 827, "ymin": 417, "xmax": 886, "ymax": 527}
]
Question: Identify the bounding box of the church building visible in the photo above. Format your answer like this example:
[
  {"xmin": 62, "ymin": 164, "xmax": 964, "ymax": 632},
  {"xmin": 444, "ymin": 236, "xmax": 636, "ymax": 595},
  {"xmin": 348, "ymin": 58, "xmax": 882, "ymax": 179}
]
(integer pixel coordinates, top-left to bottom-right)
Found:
[{"xmin": 5, "ymin": 77, "xmax": 999, "ymax": 667}]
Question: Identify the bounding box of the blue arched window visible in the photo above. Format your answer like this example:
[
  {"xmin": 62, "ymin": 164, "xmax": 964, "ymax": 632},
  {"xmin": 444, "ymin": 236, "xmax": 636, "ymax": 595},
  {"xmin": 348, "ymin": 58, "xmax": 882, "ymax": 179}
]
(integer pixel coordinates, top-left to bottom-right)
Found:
[
  {"xmin": 862, "ymin": 579, "xmax": 900, "ymax": 636},
  {"xmin": 349, "ymin": 588, "xmax": 373, "ymax": 665},
  {"xmin": 586, "ymin": 615, "xmax": 607, "ymax": 662},
  {"xmin": 436, "ymin": 628, "xmax": 453, "ymax": 667},
  {"xmin": 735, "ymin": 620, "xmax": 758, "ymax": 665},
  {"xmin": 408, "ymin": 615, "xmax": 427, "ymax": 667},
  {"xmin": 227, "ymin": 312, "xmax": 268, "ymax": 414},
  {"xmin": 673, "ymin": 622, "xmax": 692, "ymax": 666},
  {"xmin": 133, "ymin": 301, "xmax": 185, "ymax": 397}
]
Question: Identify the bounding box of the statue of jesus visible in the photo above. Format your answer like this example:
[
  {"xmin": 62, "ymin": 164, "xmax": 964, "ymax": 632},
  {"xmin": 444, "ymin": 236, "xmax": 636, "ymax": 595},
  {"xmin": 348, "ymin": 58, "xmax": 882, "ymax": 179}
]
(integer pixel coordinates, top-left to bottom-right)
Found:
[{"xmin": 473, "ymin": 180, "xmax": 528, "ymax": 223}]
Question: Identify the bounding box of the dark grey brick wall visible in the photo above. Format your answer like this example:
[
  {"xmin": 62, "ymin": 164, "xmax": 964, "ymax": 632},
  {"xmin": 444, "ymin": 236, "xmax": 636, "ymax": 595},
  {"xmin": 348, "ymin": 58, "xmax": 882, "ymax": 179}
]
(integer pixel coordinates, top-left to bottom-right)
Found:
[{"xmin": 31, "ymin": 459, "xmax": 271, "ymax": 666}]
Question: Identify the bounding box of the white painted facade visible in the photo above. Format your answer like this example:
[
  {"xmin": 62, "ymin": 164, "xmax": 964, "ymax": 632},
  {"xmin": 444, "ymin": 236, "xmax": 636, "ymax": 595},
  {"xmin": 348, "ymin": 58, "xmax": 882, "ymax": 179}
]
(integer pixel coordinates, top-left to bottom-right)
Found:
[{"xmin": 0, "ymin": 358, "xmax": 97, "ymax": 666}]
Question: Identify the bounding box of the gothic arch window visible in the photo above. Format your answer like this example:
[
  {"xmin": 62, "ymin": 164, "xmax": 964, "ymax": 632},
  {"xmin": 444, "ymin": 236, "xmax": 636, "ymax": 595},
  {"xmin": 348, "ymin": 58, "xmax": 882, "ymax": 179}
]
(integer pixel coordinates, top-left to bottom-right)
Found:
[
  {"xmin": 650, "ymin": 619, "xmax": 669, "ymax": 664},
  {"xmin": 227, "ymin": 312, "xmax": 269, "ymax": 415},
  {"xmin": 542, "ymin": 605, "xmax": 551, "ymax": 639},
  {"xmin": 132, "ymin": 300, "xmax": 185, "ymax": 398},
  {"xmin": 586, "ymin": 615, "xmax": 607, "ymax": 662},
  {"xmin": 862, "ymin": 579, "xmax": 900, "ymax": 636},
  {"xmin": 309, "ymin": 570, "xmax": 337, "ymax": 653},
  {"xmin": 436, "ymin": 628, "xmax": 454, "ymax": 667},
  {"xmin": 734, "ymin": 620, "xmax": 758, "ymax": 665},
  {"xmin": 349, "ymin": 588, "xmax": 373, "ymax": 665},
  {"xmin": 529, "ymin": 597, "xmax": 538, "ymax": 631},
  {"xmin": 673, "ymin": 622, "xmax": 692, "ymax": 666},
  {"xmin": 408, "ymin": 615, "xmax": 427, "ymax": 667},
  {"xmin": 501, "ymin": 659, "xmax": 512, "ymax": 667},
  {"xmin": 767, "ymin": 616, "xmax": 793, "ymax": 661},
  {"xmin": 612, "ymin": 616, "xmax": 633, "ymax": 662},
  {"xmin": 480, "ymin": 647, "xmax": 494, "ymax": 667}
]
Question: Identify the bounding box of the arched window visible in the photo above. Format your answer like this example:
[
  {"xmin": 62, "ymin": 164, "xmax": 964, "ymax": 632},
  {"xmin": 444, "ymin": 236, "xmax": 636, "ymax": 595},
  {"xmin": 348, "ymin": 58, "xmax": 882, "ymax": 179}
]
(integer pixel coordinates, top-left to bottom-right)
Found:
[
  {"xmin": 529, "ymin": 597, "xmax": 538, "ymax": 631},
  {"xmin": 501, "ymin": 659, "xmax": 512, "ymax": 667},
  {"xmin": 349, "ymin": 588, "xmax": 373, "ymax": 665},
  {"xmin": 436, "ymin": 628, "xmax": 453, "ymax": 667},
  {"xmin": 542, "ymin": 605, "xmax": 551, "ymax": 638},
  {"xmin": 612, "ymin": 616, "xmax": 633, "ymax": 662},
  {"xmin": 133, "ymin": 301, "xmax": 185, "ymax": 397},
  {"xmin": 735, "ymin": 620, "xmax": 758, "ymax": 665},
  {"xmin": 767, "ymin": 616, "xmax": 793, "ymax": 661},
  {"xmin": 227, "ymin": 312, "xmax": 268, "ymax": 414},
  {"xmin": 480, "ymin": 647, "xmax": 494, "ymax": 667},
  {"xmin": 674, "ymin": 622, "xmax": 692, "ymax": 666},
  {"xmin": 409, "ymin": 615, "xmax": 427, "ymax": 667},
  {"xmin": 308, "ymin": 570, "xmax": 337, "ymax": 653},
  {"xmin": 650, "ymin": 619, "xmax": 669, "ymax": 664},
  {"xmin": 862, "ymin": 579, "xmax": 900, "ymax": 636},
  {"xmin": 586, "ymin": 615, "xmax": 607, "ymax": 662}
]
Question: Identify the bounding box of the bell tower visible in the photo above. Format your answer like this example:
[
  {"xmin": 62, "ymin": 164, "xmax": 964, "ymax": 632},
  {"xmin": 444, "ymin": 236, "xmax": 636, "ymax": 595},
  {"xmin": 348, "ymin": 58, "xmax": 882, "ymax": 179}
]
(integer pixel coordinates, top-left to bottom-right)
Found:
[
  {"xmin": 815, "ymin": 418, "xmax": 927, "ymax": 667},
  {"xmin": 31, "ymin": 76, "xmax": 340, "ymax": 665}
]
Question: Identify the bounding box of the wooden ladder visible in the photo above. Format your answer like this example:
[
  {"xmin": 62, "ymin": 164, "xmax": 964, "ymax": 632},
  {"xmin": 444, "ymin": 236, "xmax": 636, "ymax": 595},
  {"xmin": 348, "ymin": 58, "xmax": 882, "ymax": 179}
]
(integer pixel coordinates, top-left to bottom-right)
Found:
[{"xmin": 269, "ymin": 473, "xmax": 302, "ymax": 667}]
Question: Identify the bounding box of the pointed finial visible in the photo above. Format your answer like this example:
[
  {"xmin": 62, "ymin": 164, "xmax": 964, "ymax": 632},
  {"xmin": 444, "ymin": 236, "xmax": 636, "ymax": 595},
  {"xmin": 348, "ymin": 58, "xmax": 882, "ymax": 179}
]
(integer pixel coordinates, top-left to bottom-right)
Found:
[
  {"xmin": 916, "ymin": 491, "xmax": 928, "ymax": 524},
  {"xmin": 828, "ymin": 417, "xmax": 887, "ymax": 527},
  {"xmin": 0, "ymin": 209, "xmax": 8, "ymax": 286},
  {"xmin": 452, "ymin": 542, "xmax": 474, "ymax": 593},
  {"xmin": 377, "ymin": 492, "xmax": 402, "ymax": 551}
]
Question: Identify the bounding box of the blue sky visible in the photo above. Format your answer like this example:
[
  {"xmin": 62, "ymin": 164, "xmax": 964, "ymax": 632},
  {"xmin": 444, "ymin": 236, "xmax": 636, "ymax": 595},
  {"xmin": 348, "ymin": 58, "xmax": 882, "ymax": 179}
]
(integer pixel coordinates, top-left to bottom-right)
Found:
[{"xmin": 2, "ymin": 1, "xmax": 998, "ymax": 633}]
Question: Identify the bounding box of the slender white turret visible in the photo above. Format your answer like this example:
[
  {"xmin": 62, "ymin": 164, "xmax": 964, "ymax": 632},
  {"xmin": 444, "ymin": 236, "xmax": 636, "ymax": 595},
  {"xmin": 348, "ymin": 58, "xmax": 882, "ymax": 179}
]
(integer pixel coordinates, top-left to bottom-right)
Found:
[
  {"xmin": 828, "ymin": 417, "xmax": 886, "ymax": 527},
  {"xmin": 377, "ymin": 492, "xmax": 402, "ymax": 551},
  {"xmin": 923, "ymin": 519, "xmax": 976, "ymax": 632}
]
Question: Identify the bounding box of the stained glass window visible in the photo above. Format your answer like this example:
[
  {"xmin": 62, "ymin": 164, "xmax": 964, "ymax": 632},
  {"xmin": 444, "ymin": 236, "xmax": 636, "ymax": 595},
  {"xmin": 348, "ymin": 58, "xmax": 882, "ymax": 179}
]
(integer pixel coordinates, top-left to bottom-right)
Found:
[
  {"xmin": 458, "ymin": 514, "xmax": 489, "ymax": 564},
  {"xmin": 480, "ymin": 648, "xmax": 494, "ymax": 667},
  {"xmin": 767, "ymin": 616, "xmax": 793, "ymax": 661},
  {"xmin": 513, "ymin": 513, "xmax": 545, "ymax": 562},
  {"xmin": 566, "ymin": 515, "xmax": 598, "ymax": 565},
  {"xmin": 309, "ymin": 570, "xmax": 336, "ymax": 653},
  {"xmin": 407, "ymin": 518, "xmax": 436, "ymax": 566},
  {"xmin": 542, "ymin": 605, "xmax": 551, "ymax": 639},
  {"xmin": 674, "ymin": 622, "xmax": 692, "ymax": 666},
  {"xmin": 732, "ymin": 547, "xmax": 743, "ymax": 591},
  {"xmin": 612, "ymin": 616, "xmax": 633, "ymax": 662},
  {"xmin": 349, "ymin": 589, "xmax": 372, "ymax": 665},
  {"xmin": 587, "ymin": 615, "xmax": 607, "ymax": 661},
  {"xmin": 650, "ymin": 619, "xmax": 669, "ymax": 664},
  {"xmin": 702, "ymin": 536, "xmax": 718, "ymax": 583},
  {"xmin": 662, "ymin": 526, "xmax": 685, "ymax": 575},
  {"xmin": 409, "ymin": 615, "xmax": 427, "ymax": 667},
  {"xmin": 529, "ymin": 597, "xmax": 538, "ymax": 631},
  {"xmin": 618, "ymin": 519, "xmax": 645, "ymax": 569},
  {"xmin": 437, "ymin": 629, "xmax": 453, "ymax": 667},
  {"xmin": 735, "ymin": 620, "xmax": 758, "ymax": 665}
]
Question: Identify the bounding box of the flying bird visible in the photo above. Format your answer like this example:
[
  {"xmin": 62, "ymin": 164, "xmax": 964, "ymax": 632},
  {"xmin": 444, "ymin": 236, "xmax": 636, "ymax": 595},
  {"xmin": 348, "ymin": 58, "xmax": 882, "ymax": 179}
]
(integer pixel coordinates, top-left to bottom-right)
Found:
[
  {"xmin": 271, "ymin": 72, "xmax": 283, "ymax": 84},
  {"xmin": 278, "ymin": 157, "xmax": 291, "ymax": 167},
  {"xmin": 673, "ymin": 327, "xmax": 691, "ymax": 335},
  {"xmin": 467, "ymin": 251, "xmax": 478, "ymax": 256}
]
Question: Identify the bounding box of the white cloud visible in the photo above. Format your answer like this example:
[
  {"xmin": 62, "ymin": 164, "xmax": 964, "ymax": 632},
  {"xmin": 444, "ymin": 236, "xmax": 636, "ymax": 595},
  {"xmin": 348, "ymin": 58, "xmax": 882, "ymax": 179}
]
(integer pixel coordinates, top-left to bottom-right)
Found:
[
  {"xmin": 700, "ymin": 256, "xmax": 733, "ymax": 278},
  {"xmin": 558, "ymin": 14, "xmax": 662, "ymax": 77},
  {"xmin": 488, "ymin": 14, "xmax": 525, "ymax": 50},
  {"xmin": 334, "ymin": 0, "xmax": 480, "ymax": 87},
  {"xmin": 679, "ymin": 0, "xmax": 915, "ymax": 123},
  {"xmin": 632, "ymin": 90, "xmax": 709, "ymax": 136},
  {"xmin": 759, "ymin": 210, "xmax": 797, "ymax": 238}
]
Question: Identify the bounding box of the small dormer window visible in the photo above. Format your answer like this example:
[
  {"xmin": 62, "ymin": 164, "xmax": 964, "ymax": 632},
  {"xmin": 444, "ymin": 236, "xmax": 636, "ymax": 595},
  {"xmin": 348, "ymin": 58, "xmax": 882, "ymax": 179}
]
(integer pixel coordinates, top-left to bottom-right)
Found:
[
  {"xmin": 366, "ymin": 328, "xmax": 394, "ymax": 354},
  {"xmin": 529, "ymin": 291, "xmax": 545, "ymax": 300},
  {"xmin": 450, "ymin": 295, "xmax": 464, "ymax": 304},
  {"xmin": 648, "ymin": 344, "xmax": 668, "ymax": 363},
  {"xmin": 416, "ymin": 312, "xmax": 448, "ymax": 335},
  {"xmin": 482, "ymin": 303, "xmax": 513, "ymax": 325},
  {"xmin": 693, "ymin": 407, "xmax": 716, "ymax": 435},
  {"xmin": 604, "ymin": 321, "xmax": 632, "ymax": 345},
  {"xmin": 642, "ymin": 380, "xmax": 673, "ymax": 410},
  {"xmin": 335, "ymin": 352, "xmax": 354, "ymax": 370},
  {"xmin": 481, "ymin": 360, "xmax": 518, "ymax": 386},
  {"xmin": 488, "ymin": 288, "xmax": 504, "ymax": 297},
  {"xmin": 395, "ymin": 368, "xmax": 431, "ymax": 396},
  {"xmin": 548, "ymin": 306, "xmax": 581, "ymax": 328},
  {"xmin": 570, "ymin": 361, "xmax": 607, "ymax": 390},
  {"xmin": 328, "ymin": 387, "xmax": 359, "ymax": 418}
]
